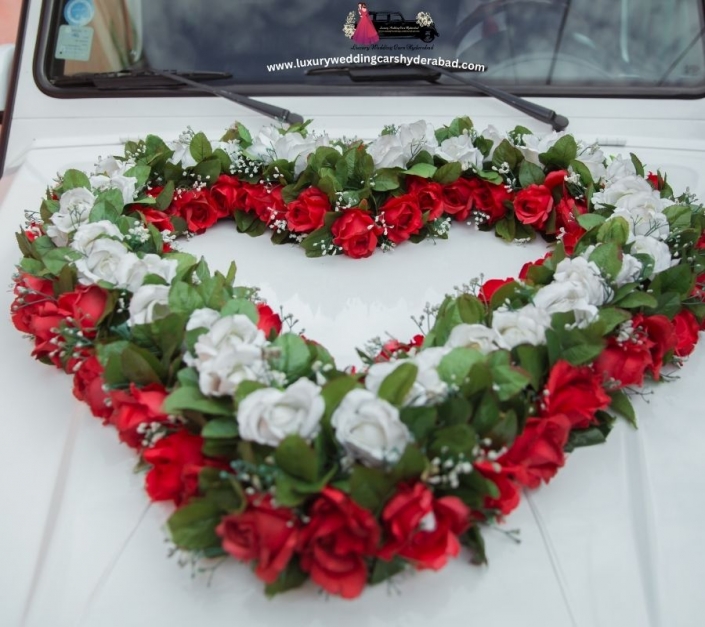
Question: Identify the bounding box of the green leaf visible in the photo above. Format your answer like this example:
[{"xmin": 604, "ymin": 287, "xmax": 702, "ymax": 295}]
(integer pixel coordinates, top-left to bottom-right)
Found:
[
  {"xmin": 372, "ymin": 169, "xmax": 400, "ymax": 192},
  {"xmin": 437, "ymin": 348, "xmax": 484, "ymax": 385},
  {"xmin": 597, "ymin": 217, "xmax": 630, "ymax": 246},
  {"xmin": 234, "ymin": 210, "xmax": 267, "ymax": 237},
  {"xmin": 539, "ymin": 135, "xmax": 577, "ymax": 169},
  {"xmin": 349, "ymin": 465, "xmax": 396, "ymax": 512},
  {"xmin": 120, "ymin": 345, "xmax": 164, "ymax": 385},
  {"xmin": 577, "ymin": 213, "xmax": 606, "ymax": 230},
  {"xmin": 433, "ymin": 162, "xmax": 462, "ymax": 184},
  {"xmin": 167, "ymin": 499, "xmax": 222, "ymax": 551},
  {"xmin": 492, "ymin": 139, "xmax": 523, "ymax": 171},
  {"xmin": 514, "ymin": 345, "xmax": 547, "ymax": 390},
  {"xmin": 163, "ymin": 386, "xmax": 233, "ymax": 416},
  {"xmin": 194, "ymin": 158, "xmax": 221, "ymax": 184},
  {"xmin": 663, "ymin": 204, "xmax": 693, "ymax": 232},
  {"xmin": 202, "ymin": 418, "xmax": 239, "ymax": 439},
  {"xmin": 321, "ymin": 375, "xmax": 360, "ymax": 423},
  {"xmin": 189, "ymin": 132, "xmax": 213, "ymax": 162},
  {"xmin": 609, "ymin": 389, "xmax": 637, "ymax": 427},
  {"xmin": 122, "ymin": 164, "xmax": 151, "ymax": 188},
  {"xmin": 570, "ymin": 159, "xmax": 595, "ymax": 187},
  {"xmin": 588, "ymin": 242, "xmax": 622, "ymax": 280},
  {"xmin": 400, "ymin": 406, "xmax": 437, "ymax": 441},
  {"xmin": 612, "ymin": 290, "xmax": 658, "ymax": 309},
  {"xmin": 369, "ymin": 557, "xmax": 406, "ymax": 586},
  {"xmin": 270, "ymin": 334, "xmax": 312, "ymax": 382},
  {"xmin": 62, "ymin": 169, "xmax": 91, "ymax": 190},
  {"xmin": 377, "ymin": 362, "xmax": 418, "ymax": 406},
  {"xmin": 565, "ymin": 426, "xmax": 608, "ymax": 451},
  {"xmin": 275, "ymin": 435, "xmax": 319, "ymax": 483},
  {"xmin": 168, "ymin": 282, "xmax": 205, "ymax": 315},
  {"xmin": 41, "ymin": 248, "xmax": 83, "ymax": 275},
  {"xmin": 518, "ymin": 160, "xmax": 546, "ymax": 187},
  {"xmin": 220, "ymin": 298, "xmax": 258, "ymax": 323},
  {"xmin": 404, "ymin": 163, "xmax": 437, "ymax": 178},
  {"xmin": 650, "ymin": 264, "xmax": 694, "ymax": 298},
  {"xmin": 390, "ymin": 445, "xmax": 428, "ymax": 482},
  {"xmin": 630, "ymin": 153, "xmax": 645, "ymax": 177},
  {"xmin": 489, "ymin": 359, "xmax": 532, "ymax": 401},
  {"xmin": 265, "ymin": 559, "xmax": 308, "ymax": 597},
  {"xmin": 429, "ymin": 424, "xmax": 477, "ymax": 458}
]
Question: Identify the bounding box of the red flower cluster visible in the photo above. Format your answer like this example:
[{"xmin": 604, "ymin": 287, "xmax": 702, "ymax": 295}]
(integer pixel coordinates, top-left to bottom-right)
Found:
[{"xmin": 373, "ymin": 334, "xmax": 425, "ymax": 362}]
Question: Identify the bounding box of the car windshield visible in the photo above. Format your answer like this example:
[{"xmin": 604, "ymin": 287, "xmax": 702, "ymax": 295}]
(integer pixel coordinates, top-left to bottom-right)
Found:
[{"xmin": 42, "ymin": 0, "xmax": 705, "ymax": 95}]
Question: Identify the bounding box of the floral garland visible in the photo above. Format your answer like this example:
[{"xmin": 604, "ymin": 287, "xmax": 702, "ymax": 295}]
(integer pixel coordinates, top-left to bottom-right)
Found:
[{"xmin": 10, "ymin": 117, "xmax": 705, "ymax": 600}]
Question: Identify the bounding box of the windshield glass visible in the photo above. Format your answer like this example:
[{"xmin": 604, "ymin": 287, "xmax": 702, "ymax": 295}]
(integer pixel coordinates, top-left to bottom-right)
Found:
[{"xmin": 42, "ymin": 0, "xmax": 705, "ymax": 94}]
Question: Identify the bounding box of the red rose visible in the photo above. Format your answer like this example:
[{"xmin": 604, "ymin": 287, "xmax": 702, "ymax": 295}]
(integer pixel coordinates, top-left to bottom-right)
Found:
[
  {"xmin": 634, "ymin": 314, "xmax": 677, "ymax": 379},
  {"xmin": 216, "ymin": 494, "xmax": 300, "ymax": 584},
  {"xmin": 73, "ymin": 355, "xmax": 111, "ymax": 419},
  {"xmin": 374, "ymin": 334, "xmax": 425, "ymax": 362},
  {"xmin": 441, "ymin": 178, "xmax": 474, "ymax": 221},
  {"xmin": 238, "ymin": 183, "xmax": 286, "ymax": 226},
  {"xmin": 646, "ymin": 171, "xmax": 663, "ymax": 190},
  {"xmin": 499, "ymin": 415, "xmax": 571, "ymax": 489},
  {"xmin": 109, "ymin": 383, "xmax": 170, "ymax": 449},
  {"xmin": 407, "ymin": 176, "xmax": 445, "ymax": 221},
  {"xmin": 379, "ymin": 483, "xmax": 470, "ymax": 570},
  {"xmin": 10, "ymin": 274, "xmax": 56, "ymax": 334},
  {"xmin": 136, "ymin": 208, "xmax": 175, "ymax": 233},
  {"xmin": 555, "ymin": 196, "xmax": 587, "ymax": 254},
  {"xmin": 256, "ymin": 303, "xmax": 282, "ymax": 339},
  {"xmin": 478, "ymin": 277, "xmax": 514, "ymax": 303},
  {"xmin": 467, "ymin": 177, "xmax": 511, "ymax": 225},
  {"xmin": 513, "ymin": 184, "xmax": 554, "ymax": 229},
  {"xmin": 170, "ymin": 188, "xmax": 219, "ymax": 233},
  {"xmin": 593, "ymin": 336, "xmax": 653, "ymax": 389},
  {"xmin": 285, "ymin": 187, "xmax": 330, "ymax": 233},
  {"xmin": 540, "ymin": 361, "xmax": 610, "ymax": 429},
  {"xmin": 519, "ymin": 253, "xmax": 552, "ymax": 281},
  {"xmin": 331, "ymin": 209, "xmax": 381, "ymax": 259},
  {"xmin": 297, "ymin": 488, "xmax": 380, "ymax": 599},
  {"xmin": 24, "ymin": 221, "xmax": 43, "ymax": 242},
  {"xmin": 143, "ymin": 430, "xmax": 205, "ymax": 504},
  {"xmin": 379, "ymin": 193, "xmax": 423, "ymax": 244},
  {"xmin": 57, "ymin": 285, "xmax": 109, "ymax": 334},
  {"xmin": 210, "ymin": 174, "xmax": 242, "ymax": 218},
  {"xmin": 673, "ymin": 310, "xmax": 700, "ymax": 357},
  {"xmin": 474, "ymin": 461, "xmax": 521, "ymax": 516}
]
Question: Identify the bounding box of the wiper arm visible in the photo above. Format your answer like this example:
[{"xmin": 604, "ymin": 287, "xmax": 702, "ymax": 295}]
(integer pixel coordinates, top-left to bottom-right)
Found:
[
  {"xmin": 53, "ymin": 68, "xmax": 304, "ymax": 126},
  {"xmin": 307, "ymin": 64, "xmax": 569, "ymax": 132}
]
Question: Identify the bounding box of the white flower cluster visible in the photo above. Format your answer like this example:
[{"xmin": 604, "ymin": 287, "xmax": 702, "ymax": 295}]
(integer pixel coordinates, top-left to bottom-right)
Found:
[
  {"xmin": 416, "ymin": 11, "xmax": 434, "ymax": 27},
  {"xmin": 245, "ymin": 127, "xmax": 334, "ymax": 177},
  {"xmin": 184, "ymin": 310, "xmax": 268, "ymax": 397},
  {"xmin": 90, "ymin": 156, "xmax": 139, "ymax": 205},
  {"xmin": 343, "ymin": 11, "xmax": 356, "ymax": 39}
]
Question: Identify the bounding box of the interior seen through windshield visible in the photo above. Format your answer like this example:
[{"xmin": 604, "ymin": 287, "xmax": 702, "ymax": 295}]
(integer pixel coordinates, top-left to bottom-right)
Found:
[{"xmin": 46, "ymin": 0, "xmax": 705, "ymax": 92}]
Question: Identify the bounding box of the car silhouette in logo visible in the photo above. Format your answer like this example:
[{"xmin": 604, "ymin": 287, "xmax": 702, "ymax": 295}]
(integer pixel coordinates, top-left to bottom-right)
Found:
[{"xmin": 366, "ymin": 11, "xmax": 439, "ymax": 43}]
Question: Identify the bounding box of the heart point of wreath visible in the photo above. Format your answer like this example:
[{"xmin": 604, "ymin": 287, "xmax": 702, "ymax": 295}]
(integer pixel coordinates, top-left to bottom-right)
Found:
[{"xmin": 10, "ymin": 118, "xmax": 705, "ymax": 599}]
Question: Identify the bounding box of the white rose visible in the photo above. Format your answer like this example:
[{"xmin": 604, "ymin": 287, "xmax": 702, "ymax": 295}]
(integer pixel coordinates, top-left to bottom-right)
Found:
[
  {"xmin": 591, "ymin": 175, "xmax": 652, "ymax": 208},
  {"xmin": 366, "ymin": 133, "xmax": 407, "ymax": 169},
  {"xmin": 398, "ymin": 120, "xmax": 438, "ymax": 161},
  {"xmin": 237, "ymin": 378, "xmax": 324, "ymax": 447},
  {"xmin": 75, "ymin": 238, "xmax": 131, "ymax": 286},
  {"xmin": 114, "ymin": 253, "xmax": 178, "ymax": 292},
  {"xmin": 364, "ymin": 347, "xmax": 449, "ymax": 406},
  {"xmin": 435, "ymin": 133, "xmax": 483, "ymax": 170},
  {"xmin": 553, "ymin": 256, "xmax": 611, "ymax": 304},
  {"xmin": 246, "ymin": 127, "xmax": 332, "ymax": 176},
  {"xmin": 186, "ymin": 307, "xmax": 221, "ymax": 331},
  {"xmin": 609, "ymin": 191, "xmax": 670, "ymax": 241},
  {"xmin": 186, "ymin": 314, "xmax": 267, "ymax": 397},
  {"xmin": 631, "ymin": 235, "xmax": 676, "ymax": 278},
  {"xmin": 168, "ymin": 133, "xmax": 198, "ymax": 168},
  {"xmin": 576, "ymin": 142, "xmax": 607, "ymax": 182},
  {"xmin": 331, "ymin": 388, "xmax": 413, "ymax": 467},
  {"xmin": 445, "ymin": 323, "xmax": 508, "ymax": 353},
  {"xmin": 70, "ymin": 220, "xmax": 124, "ymax": 255},
  {"xmin": 518, "ymin": 131, "xmax": 566, "ymax": 166},
  {"xmin": 90, "ymin": 173, "xmax": 138, "ymax": 205},
  {"xmin": 491, "ymin": 304, "xmax": 552, "ymax": 348},
  {"xmin": 94, "ymin": 156, "xmax": 125, "ymax": 177},
  {"xmin": 46, "ymin": 187, "xmax": 96, "ymax": 246},
  {"xmin": 614, "ymin": 253, "xmax": 644, "ymax": 286},
  {"xmin": 480, "ymin": 125, "xmax": 505, "ymax": 159},
  {"xmin": 533, "ymin": 281, "xmax": 599, "ymax": 327},
  {"xmin": 604, "ymin": 155, "xmax": 637, "ymax": 184},
  {"xmin": 128, "ymin": 284, "xmax": 171, "ymax": 326}
]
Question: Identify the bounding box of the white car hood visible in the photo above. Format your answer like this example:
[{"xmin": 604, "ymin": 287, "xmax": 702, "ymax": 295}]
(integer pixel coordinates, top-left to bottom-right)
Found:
[{"xmin": 1, "ymin": 130, "xmax": 704, "ymax": 627}]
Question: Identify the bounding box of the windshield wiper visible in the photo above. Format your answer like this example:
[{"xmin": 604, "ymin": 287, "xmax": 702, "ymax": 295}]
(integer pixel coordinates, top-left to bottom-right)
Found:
[
  {"xmin": 53, "ymin": 69, "xmax": 304, "ymax": 125},
  {"xmin": 307, "ymin": 64, "xmax": 569, "ymax": 132}
]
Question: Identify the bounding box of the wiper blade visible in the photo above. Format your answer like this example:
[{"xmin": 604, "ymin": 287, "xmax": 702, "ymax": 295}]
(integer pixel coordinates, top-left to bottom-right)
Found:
[
  {"xmin": 54, "ymin": 68, "xmax": 304, "ymax": 126},
  {"xmin": 307, "ymin": 64, "xmax": 569, "ymax": 132}
]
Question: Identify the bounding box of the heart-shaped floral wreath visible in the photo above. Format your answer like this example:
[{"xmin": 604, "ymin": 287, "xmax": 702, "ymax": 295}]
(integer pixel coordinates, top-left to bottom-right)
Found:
[{"xmin": 10, "ymin": 117, "xmax": 705, "ymax": 599}]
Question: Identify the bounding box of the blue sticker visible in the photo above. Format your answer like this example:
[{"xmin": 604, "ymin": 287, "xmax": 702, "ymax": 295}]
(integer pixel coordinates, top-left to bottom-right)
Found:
[{"xmin": 64, "ymin": 0, "xmax": 95, "ymax": 27}]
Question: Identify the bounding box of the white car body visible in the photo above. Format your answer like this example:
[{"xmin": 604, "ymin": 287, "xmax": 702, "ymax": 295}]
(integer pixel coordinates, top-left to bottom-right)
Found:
[{"xmin": 1, "ymin": 1, "xmax": 704, "ymax": 626}]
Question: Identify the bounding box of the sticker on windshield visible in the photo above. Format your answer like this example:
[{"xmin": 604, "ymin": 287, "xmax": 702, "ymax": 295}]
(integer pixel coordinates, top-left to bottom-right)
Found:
[
  {"xmin": 55, "ymin": 25, "xmax": 94, "ymax": 62},
  {"xmin": 63, "ymin": 0, "xmax": 95, "ymax": 27},
  {"xmin": 343, "ymin": 4, "xmax": 438, "ymax": 46}
]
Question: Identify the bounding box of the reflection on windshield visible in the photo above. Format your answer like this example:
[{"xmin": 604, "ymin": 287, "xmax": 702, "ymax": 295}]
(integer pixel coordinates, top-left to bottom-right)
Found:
[{"xmin": 50, "ymin": 0, "xmax": 705, "ymax": 91}]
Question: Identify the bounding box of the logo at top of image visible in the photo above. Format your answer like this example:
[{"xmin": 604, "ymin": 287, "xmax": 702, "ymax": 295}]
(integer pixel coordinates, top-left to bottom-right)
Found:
[
  {"xmin": 64, "ymin": 0, "xmax": 95, "ymax": 27},
  {"xmin": 342, "ymin": 4, "xmax": 439, "ymax": 44}
]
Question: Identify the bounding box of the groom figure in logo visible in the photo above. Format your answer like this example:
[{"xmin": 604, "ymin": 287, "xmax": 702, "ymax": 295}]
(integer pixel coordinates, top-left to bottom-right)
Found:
[{"xmin": 352, "ymin": 2, "xmax": 380, "ymax": 44}]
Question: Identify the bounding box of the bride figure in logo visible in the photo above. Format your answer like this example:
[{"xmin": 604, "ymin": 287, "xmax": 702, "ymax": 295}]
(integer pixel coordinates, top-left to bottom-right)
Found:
[{"xmin": 352, "ymin": 3, "xmax": 380, "ymax": 45}]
